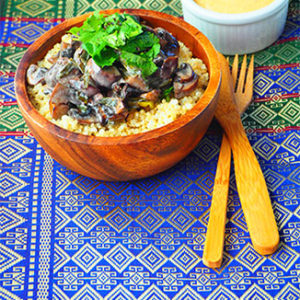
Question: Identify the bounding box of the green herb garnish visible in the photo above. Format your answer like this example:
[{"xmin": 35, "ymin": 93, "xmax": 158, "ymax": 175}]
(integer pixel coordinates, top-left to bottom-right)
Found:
[
  {"xmin": 69, "ymin": 12, "xmax": 161, "ymax": 77},
  {"xmin": 162, "ymin": 86, "xmax": 174, "ymax": 102}
]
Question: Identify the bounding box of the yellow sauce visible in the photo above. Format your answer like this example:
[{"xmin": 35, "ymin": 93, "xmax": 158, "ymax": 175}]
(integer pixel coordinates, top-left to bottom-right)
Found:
[{"xmin": 194, "ymin": 0, "xmax": 275, "ymax": 13}]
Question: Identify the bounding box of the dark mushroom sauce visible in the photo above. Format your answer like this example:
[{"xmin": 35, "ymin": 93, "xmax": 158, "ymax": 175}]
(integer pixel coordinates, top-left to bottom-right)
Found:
[{"xmin": 27, "ymin": 13, "xmax": 201, "ymax": 126}]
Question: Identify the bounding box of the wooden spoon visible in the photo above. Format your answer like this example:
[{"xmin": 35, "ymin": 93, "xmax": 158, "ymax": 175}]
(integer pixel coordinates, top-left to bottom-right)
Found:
[{"xmin": 212, "ymin": 52, "xmax": 279, "ymax": 256}]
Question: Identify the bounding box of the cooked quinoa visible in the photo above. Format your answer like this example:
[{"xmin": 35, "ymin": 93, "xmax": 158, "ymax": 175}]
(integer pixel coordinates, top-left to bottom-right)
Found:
[{"xmin": 28, "ymin": 41, "xmax": 209, "ymax": 137}]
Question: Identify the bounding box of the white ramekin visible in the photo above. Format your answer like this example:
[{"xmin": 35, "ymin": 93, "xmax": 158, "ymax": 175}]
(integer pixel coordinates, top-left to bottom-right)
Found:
[{"xmin": 181, "ymin": 0, "xmax": 289, "ymax": 54}]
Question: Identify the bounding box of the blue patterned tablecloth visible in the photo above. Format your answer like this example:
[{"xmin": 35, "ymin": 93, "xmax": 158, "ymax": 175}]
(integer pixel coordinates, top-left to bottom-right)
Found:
[{"xmin": 0, "ymin": 0, "xmax": 299, "ymax": 299}]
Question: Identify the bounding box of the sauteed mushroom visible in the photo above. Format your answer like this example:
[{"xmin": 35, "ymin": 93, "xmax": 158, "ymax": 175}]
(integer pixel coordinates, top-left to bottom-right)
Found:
[
  {"xmin": 49, "ymin": 83, "xmax": 70, "ymax": 119},
  {"xmin": 126, "ymin": 75, "xmax": 149, "ymax": 92},
  {"xmin": 27, "ymin": 13, "xmax": 202, "ymax": 126},
  {"xmin": 154, "ymin": 27, "xmax": 179, "ymax": 57},
  {"xmin": 174, "ymin": 63, "xmax": 199, "ymax": 98},
  {"xmin": 26, "ymin": 64, "xmax": 47, "ymax": 85},
  {"xmin": 87, "ymin": 59, "xmax": 121, "ymax": 89}
]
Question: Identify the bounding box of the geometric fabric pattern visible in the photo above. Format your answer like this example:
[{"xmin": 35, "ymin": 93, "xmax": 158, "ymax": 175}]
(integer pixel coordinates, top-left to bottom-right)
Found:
[
  {"xmin": 0, "ymin": 243, "xmax": 24, "ymax": 273},
  {"xmin": 16, "ymin": 0, "xmax": 53, "ymax": 17},
  {"xmin": 72, "ymin": 243, "xmax": 103, "ymax": 273},
  {"xmin": 0, "ymin": 206, "xmax": 26, "ymax": 234},
  {"xmin": 137, "ymin": 244, "xmax": 167, "ymax": 273},
  {"xmin": 0, "ymin": 0, "xmax": 299, "ymax": 299},
  {"xmin": 0, "ymin": 107, "xmax": 25, "ymax": 130},
  {"xmin": 12, "ymin": 23, "xmax": 46, "ymax": 43},
  {"xmin": 0, "ymin": 138, "xmax": 31, "ymax": 164},
  {"xmin": 105, "ymin": 243, "xmax": 135, "ymax": 272},
  {"xmin": 0, "ymin": 172, "xmax": 28, "ymax": 198}
]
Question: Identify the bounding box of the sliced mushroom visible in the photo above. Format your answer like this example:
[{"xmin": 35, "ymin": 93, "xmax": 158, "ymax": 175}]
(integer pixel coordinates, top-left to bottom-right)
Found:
[
  {"xmin": 26, "ymin": 64, "xmax": 47, "ymax": 85},
  {"xmin": 140, "ymin": 89, "xmax": 160, "ymax": 102},
  {"xmin": 174, "ymin": 63, "xmax": 194, "ymax": 83},
  {"xmin": 174, "ymin": 74, "xmax": 199, "ymax": 99},
  {"xmin": 126, "ymin": 75, "xmax": 149, "ymax": 92},
  {"xmin": 45, "ymin": 57, "xmax": 69, "ymax": 88},
  {"xmin": 173, "ymin": 63, "xmax": 199, "ymax": 98},
  {"xmin": 49, "ymin": 83, "xmax": 70, "ymax": 119},
  {"xmin": 160, "ymin": 56, "xmax": 178, "ymax": 80},
  {"xmin": 154, "ymin": 27, "xmax": 179, "ymax": 57},
  {"xmin": 49, "ymin": 81, "xmax": 84, "ymax": 118},
  {"xmin": 87, "ymin": 58, "xmax": 121, "ymax": 88},
  {"xmin": 147, "ymin": 56, "xmax": 178, "ymax": 89},
  {"xmin": 51, "ymin": 103, "xmax": 69, "ymax": 120}
]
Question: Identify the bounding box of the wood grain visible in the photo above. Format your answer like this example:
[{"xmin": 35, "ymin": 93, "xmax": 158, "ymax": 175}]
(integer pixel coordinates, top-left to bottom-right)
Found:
[
  {"xmin": 15, "ymin": 9, "xmax": 221, "ymax": 181},
  {"xmin": 203, "ymin": 134, "xmax": 231, "ymax": 268},
  {"xmin": 214, "ymin": 53, "xmax": 279, "ymax": 255},
  {"xmin": 203, "ymin": 54, "xmax": 255, "ymax": 268}
]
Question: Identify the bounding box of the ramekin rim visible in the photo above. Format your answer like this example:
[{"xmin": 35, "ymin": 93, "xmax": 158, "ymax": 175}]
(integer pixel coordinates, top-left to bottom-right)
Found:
[{"xmin": 181, "ymin": 0, "xmax": 288, "ymax": 24}]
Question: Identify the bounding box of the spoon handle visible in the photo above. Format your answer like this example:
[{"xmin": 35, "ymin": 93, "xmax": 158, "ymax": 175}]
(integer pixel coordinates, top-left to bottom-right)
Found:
[
  {"xmin": 203, "ymin": 133, "xmax": 231, "ymax": 268},
  {"xmin": 225, "ymin": 118, "xmax": 279, "ymax": 255}
]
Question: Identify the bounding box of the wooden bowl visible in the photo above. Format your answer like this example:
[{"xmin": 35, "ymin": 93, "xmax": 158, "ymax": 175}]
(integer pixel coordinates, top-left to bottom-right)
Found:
[{"xmin": 15, "ymin": 9, "xmax": 221, "ymax": 181}]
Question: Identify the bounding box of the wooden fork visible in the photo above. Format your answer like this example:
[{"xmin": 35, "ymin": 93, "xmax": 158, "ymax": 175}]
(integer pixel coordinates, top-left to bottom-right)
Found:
[
  {"xmin": 203, "ymin": 54, "xmax": 278, "ymax": 268},
  {"xmin": 203, "ymin": 55, "xmax": 253, "ymax": 268}
]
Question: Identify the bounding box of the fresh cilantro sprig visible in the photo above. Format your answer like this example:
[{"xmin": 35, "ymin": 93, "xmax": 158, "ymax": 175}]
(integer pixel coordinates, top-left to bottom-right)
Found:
[{"xmin": 69, "ymin": 12, "xmax": 160, "ymax": 77}]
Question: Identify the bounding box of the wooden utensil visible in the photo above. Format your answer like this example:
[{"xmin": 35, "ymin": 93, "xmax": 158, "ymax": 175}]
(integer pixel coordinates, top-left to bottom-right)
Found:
[
  {"xmin": 207, "ymin": 52, "xmax": 279, "ymax": 260},
  {"xmin": 203, "ymin": 55, "xmax": 254, "ymax": 268}
]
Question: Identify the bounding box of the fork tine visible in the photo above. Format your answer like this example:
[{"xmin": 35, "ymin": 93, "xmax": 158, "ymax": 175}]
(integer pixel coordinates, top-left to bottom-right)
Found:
[
  {"xmin": 244, "ymin": 55, "xmax": 254, "ymax": 99},
  {"xmin": 231, "ymin": 54, "xmax": 239, "ymax": 88},
  {"xmin": 236, "ymin": 55, "xmax": 247, "ymax": 94},
  {"xmin": 235, "ymin": 54, "xmax": 254, "ymax": 114}
]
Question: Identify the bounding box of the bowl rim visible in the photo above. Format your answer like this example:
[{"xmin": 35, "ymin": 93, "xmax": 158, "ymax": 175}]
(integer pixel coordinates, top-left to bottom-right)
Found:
[
  {"xmin": 15, "ymin": 9, "xmax": 221, "ymax": 146},
  {"xmin": 181, "ymin": 0, "xmax": 289, "ymax": 24}
]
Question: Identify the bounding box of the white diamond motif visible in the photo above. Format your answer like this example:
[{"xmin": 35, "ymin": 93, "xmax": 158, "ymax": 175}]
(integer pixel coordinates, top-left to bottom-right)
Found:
[
  {"xmin": 0, "ymin": 172, "xmax": 28, "ymax": 198},
  {"xmin": 282, "ymin": 132, "xmax": 300, "ymax": 157},
  {"xmin": 72, "ymin": 244, "xmax": 102, "ymax": 273},
  {"xmin": 73, "ymin": 205, "xmax": 101, "ymax": 233},
  {"xmin": 236, "ymin": 243, "xmax": 265, "ymax": 272},
  {"xmin": 0, "ymin": 138, "xmax": 31, "ymax": 164},
  {"xmin": 170, "ymin": 244, "xmax": 200, "ymax": 274},
  {"xmin": 137, "ymin": 244, "xmax": 167, "ymax": 273},
  {"xmin": 249, "ymin": 105, "xmax": 277, "ymax": 126},
  {"xmin": 253, "ymin": 136, "xmax": 279, "ymax": 161},
  {"xmin": 104, "ymin": 243, "xmax": 134, "ymax": 273},
  {"xmin": 254, "ymin": 73, "xmax": 274, "ymax": 96}
]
